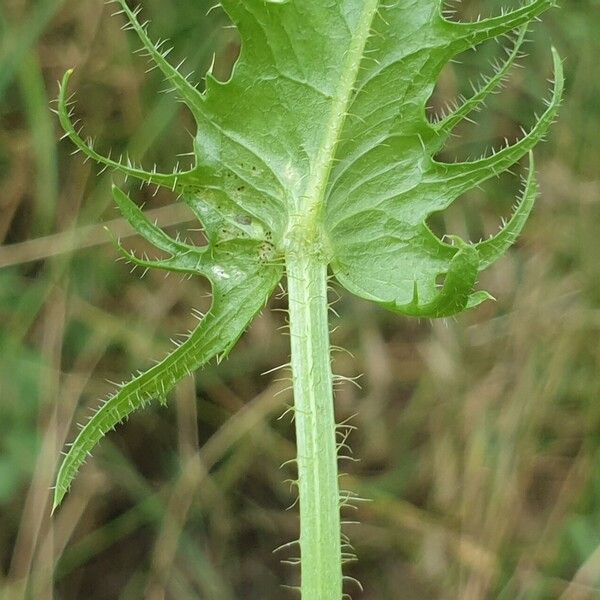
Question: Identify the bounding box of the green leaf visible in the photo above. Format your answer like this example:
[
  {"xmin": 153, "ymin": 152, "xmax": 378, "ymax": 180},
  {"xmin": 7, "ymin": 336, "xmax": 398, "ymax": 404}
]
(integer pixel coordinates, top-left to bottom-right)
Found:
[
  {"xmin": 53, "ymin": 241, "xmax": 282, "ymax": 510},
  {"xmin": 325, "ymin": 8, "xmax": 562, "ymax": 317},
  {"xmin": 55, "ymin": 0, "xmax": 562, "ymax": 509}
]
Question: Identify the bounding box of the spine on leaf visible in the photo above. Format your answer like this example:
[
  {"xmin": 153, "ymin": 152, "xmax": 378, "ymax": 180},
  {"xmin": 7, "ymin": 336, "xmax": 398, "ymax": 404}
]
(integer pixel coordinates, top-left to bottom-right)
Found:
[
  {"xmin": 57, "ymin": 70, "xmax": 195, "ymax": 190},
  {"xmin": 53, "ymin": 266, "xmax": 281, "ymax": 511},
  {"xmin": 53, "ymin": 1, "xmax": 563, "ymax": 598}
]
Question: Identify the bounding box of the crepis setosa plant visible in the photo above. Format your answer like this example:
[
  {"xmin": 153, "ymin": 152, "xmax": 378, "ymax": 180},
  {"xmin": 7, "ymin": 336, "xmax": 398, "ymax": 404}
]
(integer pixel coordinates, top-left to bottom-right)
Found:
[{"xmin": 53, "ymin": 0, "xmax": 563, "ymax": 597}]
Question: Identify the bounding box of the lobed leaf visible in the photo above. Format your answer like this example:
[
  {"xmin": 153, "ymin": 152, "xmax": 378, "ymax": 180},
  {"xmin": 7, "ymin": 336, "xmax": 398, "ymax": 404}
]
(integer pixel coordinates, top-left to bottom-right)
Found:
[
  {"xmin": 53, "ymin": 241, "xmax": 282, "ymax": 510},
  {"xmin": 55, "ymin": 0, "xmax": 562, "ymax": 508}
]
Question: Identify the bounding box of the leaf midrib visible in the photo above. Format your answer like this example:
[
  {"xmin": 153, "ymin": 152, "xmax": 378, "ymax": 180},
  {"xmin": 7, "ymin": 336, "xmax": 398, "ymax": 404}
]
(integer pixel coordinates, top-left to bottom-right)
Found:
[{"xmin": 288, "ymin": 0, "xmax": 381, "ymax": 239}]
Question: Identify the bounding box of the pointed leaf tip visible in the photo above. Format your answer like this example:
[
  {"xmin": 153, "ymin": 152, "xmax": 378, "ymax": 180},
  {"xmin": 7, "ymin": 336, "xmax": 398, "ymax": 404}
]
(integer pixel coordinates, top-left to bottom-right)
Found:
[
  {"xmin": 56, "ymin": 70, "xmax": 196, "ymax": 189},
  {"xmin": 113, "ymin": 0, "xmax": 204, "ymax": 114},
  {"xmin": 467, "ymin": 291, "xmax": 496, "ymax": 309},
  {"xmin": 430, "ymin": 46, "xmax": 563, "ymax": 206},
  {"xmin": 434, "ymin": 27, "xmax": 528, "ymax": 142},
  {"xmin": 447, "ymin": 0, "xmax": 557, "ymax": 52},
  {"xmin": 53, "ymin": 250, "xmax": 282, "ymax": 506},
  {"xmin": 475, "ymin": 152, "xmax": 539, "ymax": 269}
]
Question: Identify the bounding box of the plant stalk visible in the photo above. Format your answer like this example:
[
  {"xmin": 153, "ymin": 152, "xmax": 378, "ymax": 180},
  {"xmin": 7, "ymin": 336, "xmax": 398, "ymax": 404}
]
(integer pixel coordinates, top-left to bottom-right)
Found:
[{"xmin": 286, "ymin": 250, "xmax": 342, "ymax": 599}]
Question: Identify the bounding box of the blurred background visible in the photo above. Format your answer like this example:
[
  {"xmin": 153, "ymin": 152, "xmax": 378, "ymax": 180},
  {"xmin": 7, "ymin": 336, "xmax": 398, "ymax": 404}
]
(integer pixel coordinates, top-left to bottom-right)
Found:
[{"xmin": 1, "ymin": 0, "xmax": 599, "ymax": 598}]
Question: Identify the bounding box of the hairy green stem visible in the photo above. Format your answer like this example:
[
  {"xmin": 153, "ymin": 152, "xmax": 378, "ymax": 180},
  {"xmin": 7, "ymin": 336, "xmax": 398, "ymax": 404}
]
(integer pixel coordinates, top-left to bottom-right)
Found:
[{"xmin": 287, "ymin": 251, "xmax": 342, "ymax": 599}]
